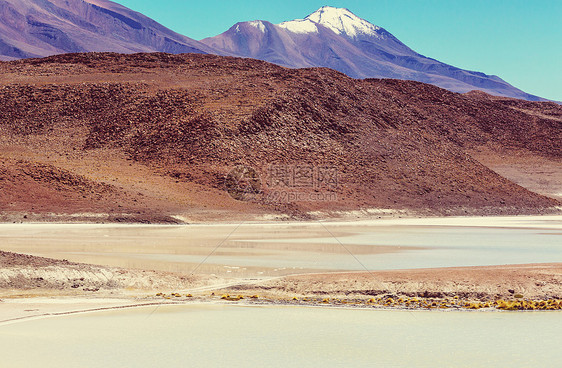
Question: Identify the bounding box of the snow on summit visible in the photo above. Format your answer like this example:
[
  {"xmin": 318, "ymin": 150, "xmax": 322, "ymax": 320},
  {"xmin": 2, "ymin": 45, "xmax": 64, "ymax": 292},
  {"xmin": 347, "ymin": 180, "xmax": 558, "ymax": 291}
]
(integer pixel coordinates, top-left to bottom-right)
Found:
[
  {"xmin": 278, "ymin": 18, "xmax": 318, "ymax": 34},
  {"xmin": 277, "ymin": 6, "xmax": 382, "ymax": 38},
  {"xmin": 303, "ymin": 6, "xmax": 382, "ymax": 38},
  {"xmin": 248, "ymin": 20, "xmax": 266, "ymax": 33}
]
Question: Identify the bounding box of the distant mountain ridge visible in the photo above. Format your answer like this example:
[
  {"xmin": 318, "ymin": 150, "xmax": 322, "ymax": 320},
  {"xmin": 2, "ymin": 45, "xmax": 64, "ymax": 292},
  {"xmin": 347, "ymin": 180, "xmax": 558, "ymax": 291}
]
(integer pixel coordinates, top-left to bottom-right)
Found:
[
  {"xmin": 201, "ymin": 6, "xmax": 543, "ymax": 101},
  {"xmin": 0, "ymin": 2, "xmax": 546, "ymax": 101},
  {"xmin": 0, "ymin": 0, "xmax": 214, "ymax": 60}
]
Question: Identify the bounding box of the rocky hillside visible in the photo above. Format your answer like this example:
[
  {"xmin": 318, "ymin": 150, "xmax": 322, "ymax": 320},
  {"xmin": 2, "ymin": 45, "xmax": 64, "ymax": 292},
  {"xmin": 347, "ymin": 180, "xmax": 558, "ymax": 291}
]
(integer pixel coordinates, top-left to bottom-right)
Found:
[{"xmin": 0, "ymin": 52, "xmax": 560, "ymax": 222}]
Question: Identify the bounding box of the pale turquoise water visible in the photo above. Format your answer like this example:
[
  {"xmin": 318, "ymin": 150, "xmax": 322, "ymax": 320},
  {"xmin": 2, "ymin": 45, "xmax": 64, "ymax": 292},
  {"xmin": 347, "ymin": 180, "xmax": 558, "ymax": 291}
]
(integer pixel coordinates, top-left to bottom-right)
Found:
[
  {"xmin": 268, "ymin": 225, "xmax": 562, "ymax": 270},
  {"xmin": 0, "ymin": 304, "xmax": 560, "ymax": 367},
  {"xmin": 1, "ymin": 218, "xmax": 561, "ymax": 366},
  {"xmin": 1, "ymin": 217, "xmax": 561, "ymax": 275},
  {"xmin": 124, "ymin": 225, "xmax": 562, "ymax": 271}
]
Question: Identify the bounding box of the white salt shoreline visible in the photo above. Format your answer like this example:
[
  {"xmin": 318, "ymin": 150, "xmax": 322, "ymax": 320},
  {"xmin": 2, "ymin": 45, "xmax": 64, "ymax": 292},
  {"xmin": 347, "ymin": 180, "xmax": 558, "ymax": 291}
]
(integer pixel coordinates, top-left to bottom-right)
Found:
[{"xmin": 1, "ymin": 214, "xmax": 561, "ymax": 228}]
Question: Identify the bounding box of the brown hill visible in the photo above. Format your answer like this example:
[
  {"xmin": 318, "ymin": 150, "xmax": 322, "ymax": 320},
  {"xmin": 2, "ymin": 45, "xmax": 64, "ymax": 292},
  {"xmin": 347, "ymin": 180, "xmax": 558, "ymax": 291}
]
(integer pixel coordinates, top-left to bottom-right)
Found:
[{"xmin": 0, "ymin": 52, "xmax": 560, "ymax": 222}]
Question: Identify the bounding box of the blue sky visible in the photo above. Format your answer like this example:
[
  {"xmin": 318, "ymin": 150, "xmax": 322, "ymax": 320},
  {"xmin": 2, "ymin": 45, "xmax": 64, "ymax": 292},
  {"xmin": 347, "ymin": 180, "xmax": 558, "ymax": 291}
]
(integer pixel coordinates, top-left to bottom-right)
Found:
[{"xmin": 117, "ymin": 0, "xmax": 561, "ymax": 101}]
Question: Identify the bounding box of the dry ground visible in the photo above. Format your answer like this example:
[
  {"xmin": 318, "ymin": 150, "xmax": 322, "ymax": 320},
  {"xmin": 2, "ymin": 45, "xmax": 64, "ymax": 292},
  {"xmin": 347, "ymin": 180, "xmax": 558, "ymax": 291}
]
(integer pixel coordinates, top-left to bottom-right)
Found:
[{"xmin": 2, "ymin": 250, "xmax": 561, "ymax": 312}]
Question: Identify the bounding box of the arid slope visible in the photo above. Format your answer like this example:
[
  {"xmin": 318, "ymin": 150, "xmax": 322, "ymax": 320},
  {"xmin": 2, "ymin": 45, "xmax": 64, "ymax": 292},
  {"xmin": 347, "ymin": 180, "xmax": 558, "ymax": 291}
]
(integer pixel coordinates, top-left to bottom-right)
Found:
[{"xmin": 0, "ymin": 53, "xmax": 560, "ymax": 222}]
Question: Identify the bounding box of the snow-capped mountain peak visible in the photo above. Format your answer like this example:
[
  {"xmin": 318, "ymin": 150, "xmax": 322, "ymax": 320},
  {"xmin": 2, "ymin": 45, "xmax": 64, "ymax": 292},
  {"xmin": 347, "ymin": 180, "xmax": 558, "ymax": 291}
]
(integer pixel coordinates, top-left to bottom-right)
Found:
[
  {"xmin": 201, "ymin": 6, "xmax": 542, "ymax": 101},
  {"xmin": 305, "ymin": 6, "xmax": 382, "ymax": 38}
]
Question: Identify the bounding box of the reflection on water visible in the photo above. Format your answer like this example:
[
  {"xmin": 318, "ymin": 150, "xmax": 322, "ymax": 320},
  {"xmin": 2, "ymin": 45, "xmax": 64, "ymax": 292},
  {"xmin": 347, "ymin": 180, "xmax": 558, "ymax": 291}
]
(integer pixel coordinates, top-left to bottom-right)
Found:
[
  {"xmin": 259, "ymin": 225, "xmax": 562, "ymax": 270},
  {"xmin": 0, "ymin": 304, "xmax": 560, "ymax": 368},
  {"xmin": 0, "ymin": 216, "xmax": 560, "ymax": 276}
]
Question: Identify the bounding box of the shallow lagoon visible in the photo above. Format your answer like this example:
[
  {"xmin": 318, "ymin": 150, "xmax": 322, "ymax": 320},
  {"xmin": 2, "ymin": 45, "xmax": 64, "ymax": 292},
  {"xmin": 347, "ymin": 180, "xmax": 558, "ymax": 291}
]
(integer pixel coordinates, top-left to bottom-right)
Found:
[
  {"xmin": 1, "ymin": 216, "xmax": 561, "ymax": 367},
  {"xmin": 0, "ymin": 216, "xmax": 560, "ymax": 275},
  {"xmin": 0, "ymin": 304, "xmax": 560, "ymax": 368}
]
